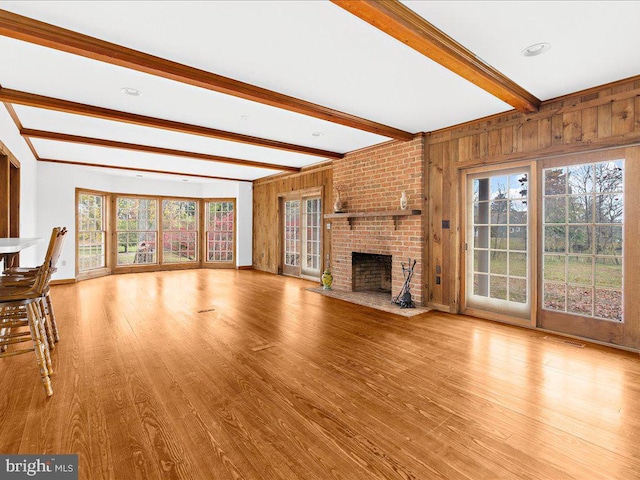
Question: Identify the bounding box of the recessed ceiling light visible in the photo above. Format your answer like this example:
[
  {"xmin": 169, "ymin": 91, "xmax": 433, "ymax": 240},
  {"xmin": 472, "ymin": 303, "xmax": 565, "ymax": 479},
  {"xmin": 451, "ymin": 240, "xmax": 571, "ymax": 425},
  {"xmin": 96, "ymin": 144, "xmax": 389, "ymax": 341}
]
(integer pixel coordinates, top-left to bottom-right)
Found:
[
  {"xmin": 182, "ymin": 179, "xmax": 189, "ymax": 182},
  {"xmin": 121, "ymin": 87, "xmax": 141, "ymax": 96},
  {"xmin": 522, "ymin": 42, "xmax": 551, "ymax": 57},
  {"xmin": 312, "ymin": 131, "xmax": 324, "ymax": 137},
  {"xmin": 136, "ymin": 174, "xmax": 143, "ymax": 177}
]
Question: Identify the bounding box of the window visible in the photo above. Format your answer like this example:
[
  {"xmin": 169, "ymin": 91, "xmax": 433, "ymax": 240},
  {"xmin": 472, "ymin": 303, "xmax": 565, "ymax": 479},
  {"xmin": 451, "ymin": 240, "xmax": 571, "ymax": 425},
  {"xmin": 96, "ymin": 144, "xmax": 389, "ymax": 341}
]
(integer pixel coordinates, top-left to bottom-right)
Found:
[
  {"xmin": 77, "ymin": 192, "xmax": 106, "ymax": 272},
  {"xmin": 116, "ymin": 197, "xmax": 157, "ymax": 265},
  {"xmin": 77, "ymin": 192, "xmax": 236, "ymax": 277},
  {"xmin": 162, "ymin": 199, "xmax": 198, "ymax": 263},
  {"xmin": 206, "ymin": 200, "xmax": 235, "ymax": 264},
  {"xmin": 542, "ymin": 160, "xmax": 624, "ymax": 321}
]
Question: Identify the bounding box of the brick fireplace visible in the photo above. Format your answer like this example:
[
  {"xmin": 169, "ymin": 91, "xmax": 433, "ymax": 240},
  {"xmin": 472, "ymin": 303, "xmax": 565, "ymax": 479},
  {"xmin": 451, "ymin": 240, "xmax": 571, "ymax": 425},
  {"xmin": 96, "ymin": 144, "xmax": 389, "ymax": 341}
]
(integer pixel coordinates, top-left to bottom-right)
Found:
[{"xmin": 329, "ymin": 137, "xmax": 425, "ymax": 306}]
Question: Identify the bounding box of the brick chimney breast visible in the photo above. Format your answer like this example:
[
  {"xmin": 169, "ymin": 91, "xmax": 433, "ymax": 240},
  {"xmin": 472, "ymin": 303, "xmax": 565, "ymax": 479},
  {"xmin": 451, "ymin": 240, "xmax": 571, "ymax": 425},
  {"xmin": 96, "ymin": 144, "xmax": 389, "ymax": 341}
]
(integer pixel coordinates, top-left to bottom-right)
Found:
[{"xmin": 330, "ymin": 137, "xmax": 425, "ymax": 306}]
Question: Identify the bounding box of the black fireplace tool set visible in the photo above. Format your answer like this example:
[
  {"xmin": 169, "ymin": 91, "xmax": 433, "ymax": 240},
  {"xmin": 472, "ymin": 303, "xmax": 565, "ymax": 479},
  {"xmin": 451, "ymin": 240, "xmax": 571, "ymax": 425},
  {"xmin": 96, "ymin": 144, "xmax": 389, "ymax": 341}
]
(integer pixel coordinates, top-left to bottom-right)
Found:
[{"xmin": 393, "ymin": 258, "xmax": 416, "ymax": 309}]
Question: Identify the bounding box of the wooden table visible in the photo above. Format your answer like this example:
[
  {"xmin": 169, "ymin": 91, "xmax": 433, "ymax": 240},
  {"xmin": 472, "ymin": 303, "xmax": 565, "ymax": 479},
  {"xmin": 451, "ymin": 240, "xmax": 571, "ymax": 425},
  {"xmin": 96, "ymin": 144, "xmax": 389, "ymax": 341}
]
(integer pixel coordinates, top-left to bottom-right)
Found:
[{"xmin": 0, "ymin": 237, "xmax": 42, "ymax": 269}]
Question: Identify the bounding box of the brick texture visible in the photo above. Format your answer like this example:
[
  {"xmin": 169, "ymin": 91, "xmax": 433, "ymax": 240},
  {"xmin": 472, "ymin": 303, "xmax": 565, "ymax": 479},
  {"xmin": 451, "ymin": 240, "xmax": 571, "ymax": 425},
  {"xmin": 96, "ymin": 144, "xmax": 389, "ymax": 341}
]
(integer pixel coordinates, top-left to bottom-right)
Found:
[{"xmin": 331, "ymin": 137, "xmax": 425, "ymax": 305}]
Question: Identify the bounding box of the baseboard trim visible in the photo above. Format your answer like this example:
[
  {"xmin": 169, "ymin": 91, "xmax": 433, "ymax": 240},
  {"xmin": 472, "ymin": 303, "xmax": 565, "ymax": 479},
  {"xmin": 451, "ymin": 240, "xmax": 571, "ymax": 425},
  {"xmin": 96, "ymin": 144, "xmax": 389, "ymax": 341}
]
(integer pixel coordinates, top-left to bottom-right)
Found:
[
  {"xmin": 427, "ymin": 302, "xmax": 452, "ymax": 313},
  {"xmin": 50, "ymin": 278, "xmax": 77, "ymax": 285},
  {"xmin": 237, "ymin": 265, "xmax": 253, "ymax": 270}
]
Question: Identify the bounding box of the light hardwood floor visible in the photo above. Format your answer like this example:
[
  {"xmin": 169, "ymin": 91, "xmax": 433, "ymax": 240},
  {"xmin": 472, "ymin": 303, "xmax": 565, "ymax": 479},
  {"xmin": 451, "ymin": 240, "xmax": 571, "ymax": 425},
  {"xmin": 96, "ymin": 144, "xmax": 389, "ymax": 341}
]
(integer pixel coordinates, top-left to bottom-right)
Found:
[{"xmin": 1, "ymin": 269, "xmax": 639, "ymax": 479}]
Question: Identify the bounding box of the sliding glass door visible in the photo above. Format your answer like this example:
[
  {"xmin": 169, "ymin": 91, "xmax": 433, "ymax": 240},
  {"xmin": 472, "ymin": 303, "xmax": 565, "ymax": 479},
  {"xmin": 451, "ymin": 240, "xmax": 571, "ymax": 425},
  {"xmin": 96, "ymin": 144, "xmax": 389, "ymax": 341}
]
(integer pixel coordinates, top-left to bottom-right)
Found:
[
  {"xmin": 465, "ymin": 167, "xmax": 531, "ymax": 320},
  {"xmin": 462, "ymin": 152, "xmax": 632, "ymax": 346}
]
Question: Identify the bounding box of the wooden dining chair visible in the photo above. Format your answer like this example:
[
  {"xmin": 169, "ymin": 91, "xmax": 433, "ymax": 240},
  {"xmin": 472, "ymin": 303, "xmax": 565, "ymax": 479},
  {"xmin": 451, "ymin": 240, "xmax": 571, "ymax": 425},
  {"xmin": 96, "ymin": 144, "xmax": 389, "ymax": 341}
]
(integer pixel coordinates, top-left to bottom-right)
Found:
[
  {"xmin": 0, "ymin": 252, "xmax": 57, "ymax": 396},
  {"xmin": 1, "ymin": 227, "xmax": 67, "ymax": 346}
]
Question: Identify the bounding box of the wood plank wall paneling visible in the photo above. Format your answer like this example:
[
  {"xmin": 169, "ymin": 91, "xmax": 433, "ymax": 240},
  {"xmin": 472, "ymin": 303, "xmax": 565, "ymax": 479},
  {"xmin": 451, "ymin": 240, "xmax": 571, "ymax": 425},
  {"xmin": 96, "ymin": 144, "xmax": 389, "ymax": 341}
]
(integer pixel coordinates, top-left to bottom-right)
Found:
[
  {"xmin": 9, "ymin": 162, "xmax": 19, "ymax": 237},
  {"xmin": 0, "ymin": 153, "xmax": 9, "ymax": 237},
  {"xmin": 624, "ymin": 147, "xmax": 640, "ymax": 348},
  {"xmin": 428, "ymin": 75, "xmax": 640, "ymax": 336},
  {"xmin": 252, "ymin": 164, "xmax": 332, "ymax": 274},
  {"xmin": 0, "ymin": 140, "xmax": 20, "ymax": 238},
  {"xmin": 428, "ymin": 142, "xmax": 443, "ymax": 305}
]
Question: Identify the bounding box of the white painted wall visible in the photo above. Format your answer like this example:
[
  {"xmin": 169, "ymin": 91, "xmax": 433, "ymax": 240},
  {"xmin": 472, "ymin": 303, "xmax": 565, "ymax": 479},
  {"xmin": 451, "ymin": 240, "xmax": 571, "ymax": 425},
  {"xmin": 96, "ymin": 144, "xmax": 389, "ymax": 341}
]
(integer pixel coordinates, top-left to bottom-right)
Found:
[
  {"xmin": 236, "ymin": 182, "xmax": 253, "ymax": 267},
  {"xmin": 0, "ymin": 107, "xmax": 39, "ymax": 266},
  {"xmin": 37, "ymin": 162, "xmax": 253, "ymax": 279}
]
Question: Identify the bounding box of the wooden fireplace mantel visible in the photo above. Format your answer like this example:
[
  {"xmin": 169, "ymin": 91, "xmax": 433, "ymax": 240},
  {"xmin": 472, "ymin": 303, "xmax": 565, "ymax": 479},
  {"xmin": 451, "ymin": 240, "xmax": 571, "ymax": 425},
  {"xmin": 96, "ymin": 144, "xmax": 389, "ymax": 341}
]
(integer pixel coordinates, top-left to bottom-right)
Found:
[{"xmin": 324, "ymin": 209, "xmax": 421, "ymax": 230}]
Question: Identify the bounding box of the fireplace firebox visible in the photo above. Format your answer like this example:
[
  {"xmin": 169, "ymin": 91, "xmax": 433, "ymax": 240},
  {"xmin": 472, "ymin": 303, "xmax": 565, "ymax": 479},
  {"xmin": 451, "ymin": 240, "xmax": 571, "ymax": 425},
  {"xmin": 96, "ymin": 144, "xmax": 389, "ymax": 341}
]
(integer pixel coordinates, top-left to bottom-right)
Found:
[{"xmin": 351, "ymin": 253, "xmax": 392, "ymax": 294}]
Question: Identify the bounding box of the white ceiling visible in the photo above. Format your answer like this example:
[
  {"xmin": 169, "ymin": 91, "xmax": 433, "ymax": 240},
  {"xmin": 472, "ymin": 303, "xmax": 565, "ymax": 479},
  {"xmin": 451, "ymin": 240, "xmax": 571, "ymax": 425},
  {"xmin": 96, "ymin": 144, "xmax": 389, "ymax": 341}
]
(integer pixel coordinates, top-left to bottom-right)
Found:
[{"xmin": 0, "ymin": 1, "xmax": 639, "ymax": 183}]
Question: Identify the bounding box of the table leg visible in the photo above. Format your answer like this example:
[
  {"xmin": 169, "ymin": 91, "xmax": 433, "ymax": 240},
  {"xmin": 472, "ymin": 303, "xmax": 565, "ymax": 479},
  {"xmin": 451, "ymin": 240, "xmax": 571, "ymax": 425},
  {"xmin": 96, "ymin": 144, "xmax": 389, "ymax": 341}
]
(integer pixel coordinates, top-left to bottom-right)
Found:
[{"xmin": 0, "ymin": 253, "xmax": 18, "ymax": 272}]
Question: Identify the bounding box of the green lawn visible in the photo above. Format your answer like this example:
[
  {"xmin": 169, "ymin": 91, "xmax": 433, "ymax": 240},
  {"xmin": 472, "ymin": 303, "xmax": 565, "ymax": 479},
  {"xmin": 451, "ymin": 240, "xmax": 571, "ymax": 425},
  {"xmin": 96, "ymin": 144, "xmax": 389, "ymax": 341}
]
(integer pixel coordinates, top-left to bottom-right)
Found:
[
  {"xmin": 475, "ymin": 253, "xmax": 622, "ymax": 288},
  {"xmin": 474, "ymin": 253, "xmax": 622, "ymax": 313}
]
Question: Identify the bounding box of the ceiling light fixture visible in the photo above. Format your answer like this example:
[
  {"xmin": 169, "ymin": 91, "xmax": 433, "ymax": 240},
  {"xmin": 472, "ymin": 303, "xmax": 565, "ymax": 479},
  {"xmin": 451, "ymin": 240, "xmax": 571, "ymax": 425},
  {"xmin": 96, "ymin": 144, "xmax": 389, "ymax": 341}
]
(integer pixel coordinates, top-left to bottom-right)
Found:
[
  {"xmin": 312, "ymin": 131, "xmax": 324, "ymax": 137},
  {"xmin": 121, "ymin": 87, "xmax": 141, "ymax": 96},
  {"xmin": 136, "ymin": 174, "xmax": 143, "ymax": 177},
  {"xmin": 522, "ymin": 42, "xmax": 551, "ymax": 57},
  {"xmin": 240, "ymin": 115, "xmax": 250, "ymax": 121},
  {"xmin": 182, "ymin": 179, "xmax": 189, "ymax": 182}
]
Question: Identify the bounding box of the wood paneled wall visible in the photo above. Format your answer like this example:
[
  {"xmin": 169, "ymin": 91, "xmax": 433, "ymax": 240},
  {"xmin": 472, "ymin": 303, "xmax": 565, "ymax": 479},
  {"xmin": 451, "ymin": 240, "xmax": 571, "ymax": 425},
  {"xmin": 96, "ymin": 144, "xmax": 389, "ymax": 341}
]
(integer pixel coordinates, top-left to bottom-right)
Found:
[
  {"xmin": 427, "ymin": 75, "xmax": 640, "ymax": 312},
  {"xmin": 251, "ymin": 75, "xmax": 640, "ymax": 349},
  {"xmin": 253, "ymin": 163, "xmax": 332, "ymax": 273},
  {"xmin": 0, "ymin": 141, "xmax": 20, "ymax": 239}
]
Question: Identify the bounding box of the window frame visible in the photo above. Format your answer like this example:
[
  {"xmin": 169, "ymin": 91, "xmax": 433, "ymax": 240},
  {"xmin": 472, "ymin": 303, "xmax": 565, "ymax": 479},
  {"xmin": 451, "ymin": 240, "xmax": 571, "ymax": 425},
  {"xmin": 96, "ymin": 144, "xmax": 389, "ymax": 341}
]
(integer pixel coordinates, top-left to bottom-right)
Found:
[
  {"xmin": 161, "ymin": 197, "xmax": 200, "ymax": 265},
  {"xmin": 114, "ymin": 195, "xmax": 159, "ymax": 268},
  {"xmin": 278, "ymin": 187, "xmax": 324, "ymax": 281},
  {"xmin": 541, "ymin": 159, "xmax": 624, "ymax": 322},
  {"xmin": 536, "ymin": 148, "xmax": 633, "ymax": 346},
  {"xmin": 203, "ymin": 198, "xmax": 236, "ymax": 268},
  {"xmin": 460, "ymin": 160, "xmax": 539, "ymax": 328},
  {"xmin": 111, "ymin": 193, "xmax": 205, "ymax": 273},
  {"xmin": 301, "ymin": 195, "xmax": 322, "ymax": 278},
  {"xmin": 75, "ymin": 188, "xmax": 110, "ymax": 281},
  {"xmin": 283, "ymin": 198, "xmax": 301, "ymax": 270}
]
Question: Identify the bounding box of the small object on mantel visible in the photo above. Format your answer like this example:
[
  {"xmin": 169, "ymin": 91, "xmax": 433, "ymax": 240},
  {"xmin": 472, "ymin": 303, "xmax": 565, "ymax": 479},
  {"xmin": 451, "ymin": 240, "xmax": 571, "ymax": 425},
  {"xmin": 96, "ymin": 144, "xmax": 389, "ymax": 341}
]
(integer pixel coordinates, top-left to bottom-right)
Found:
[
  {"xmin": 333, "ymin": 183, "xmax": 346, "ymax": 213},
  {"xmin": 400, "ymin": 191, "xmax": 408, "ymax": 210},
  {"xmin": 333, "ymin": 194, "xmax": 344, "ymax": 213}
]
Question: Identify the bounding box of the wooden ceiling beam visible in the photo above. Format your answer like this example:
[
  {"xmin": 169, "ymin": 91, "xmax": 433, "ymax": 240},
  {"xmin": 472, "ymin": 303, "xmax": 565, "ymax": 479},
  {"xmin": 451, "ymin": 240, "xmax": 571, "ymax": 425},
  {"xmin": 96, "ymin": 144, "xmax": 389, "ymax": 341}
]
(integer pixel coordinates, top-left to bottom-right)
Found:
[
  {"xmin": 0, "ymin": 87, "xmax": 342, "ymax": 159},
  {"xmin": 37, "ymin": 158, "xmax": 252, "ymax": 183},
  {"xmin": 331, "ymin": 0, "xmax": 541, "ymax": 114},
  {"xmin": 0, "ymin": 9, "xmax": 414, "ymax": 141},
  {"xmin": 2, "ymin": 102, "xmax": 39, "ymax": 159},
  {"xmin": 21, "ymin": 128, "xmax": 300, "ymax": 172}
]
